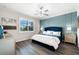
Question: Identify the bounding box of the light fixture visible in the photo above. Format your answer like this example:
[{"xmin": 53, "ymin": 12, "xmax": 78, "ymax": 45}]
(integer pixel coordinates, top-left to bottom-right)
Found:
[
  {"xmin": 41, "ymin": 27, "xmax": 44, "ymax": 31},
  {"xmin": 35, "ymin": 6, "xmax": 49, "ymax": 16},
  {"xmin": 67, "ymin": 26, "xmax": 71, "ymax": 31}
]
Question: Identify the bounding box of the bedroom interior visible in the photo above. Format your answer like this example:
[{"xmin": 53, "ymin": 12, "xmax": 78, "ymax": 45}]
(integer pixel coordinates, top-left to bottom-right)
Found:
[{"xmin": 0, "ymin": 3, "xmax": 79, "ymax": 55}]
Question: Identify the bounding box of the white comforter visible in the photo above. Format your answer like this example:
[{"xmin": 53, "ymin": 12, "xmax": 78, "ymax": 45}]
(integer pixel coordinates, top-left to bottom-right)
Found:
[{"xmin": 31, "ymin": 34, "xmax": 60, "ymax": 49}]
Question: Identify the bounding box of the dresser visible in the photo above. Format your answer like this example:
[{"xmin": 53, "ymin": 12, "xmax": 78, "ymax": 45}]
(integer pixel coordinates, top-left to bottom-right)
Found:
[
  {"xmin": 64, "ymin": 33, "xmax": 76, "ymax": 44},
  {"xmin": 77, "ymin": 29, "xmax": 79, "ymax": 47}
]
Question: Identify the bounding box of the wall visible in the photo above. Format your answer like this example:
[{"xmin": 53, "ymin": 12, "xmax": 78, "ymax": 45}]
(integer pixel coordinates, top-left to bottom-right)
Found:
[
  {"xmin": 0, "ymin": 6, "xmax": 40, "ymax": 42},
  {"xmin": 40, "ymin": 12, "xmax": 77, "ymax": 34}
]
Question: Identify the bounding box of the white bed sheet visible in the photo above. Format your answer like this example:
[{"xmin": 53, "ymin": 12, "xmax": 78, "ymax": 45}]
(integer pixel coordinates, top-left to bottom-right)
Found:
[{"xmin": 31, "ymin": 34, "xmax": 60, "ymax": 49}]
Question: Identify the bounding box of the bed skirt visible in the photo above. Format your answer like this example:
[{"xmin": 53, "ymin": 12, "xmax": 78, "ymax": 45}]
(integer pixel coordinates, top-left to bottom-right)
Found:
[{"xmin": 32, "ymin": 40, "xmax": 55, "ymax": 51}]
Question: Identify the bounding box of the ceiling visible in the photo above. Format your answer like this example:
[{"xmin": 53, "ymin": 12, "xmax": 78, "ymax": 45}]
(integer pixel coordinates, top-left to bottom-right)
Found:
[{"xmin": 0, "ymin": 3, "xmax": 77, "ymax": 19}]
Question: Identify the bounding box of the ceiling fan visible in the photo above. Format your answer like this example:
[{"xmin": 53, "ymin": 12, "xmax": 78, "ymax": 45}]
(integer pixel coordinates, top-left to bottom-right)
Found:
[{"xmin": 35, "ymin": 6, "xmax": 49, "ymax": 16}]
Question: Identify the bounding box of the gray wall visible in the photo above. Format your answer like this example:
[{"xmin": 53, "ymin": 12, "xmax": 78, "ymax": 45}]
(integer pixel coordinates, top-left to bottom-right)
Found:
[{"xmin": 40, "ymin": 12, "xmax": 77, "ymax": 34}]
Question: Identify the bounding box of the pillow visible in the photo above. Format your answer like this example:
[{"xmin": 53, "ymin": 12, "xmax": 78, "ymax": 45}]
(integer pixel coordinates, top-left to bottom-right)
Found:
[
  {"xmin": 43, "ymin": 31, "xmax": 61, "ymax": 36},
  {"xmin": 43, "ymin": 31, "xmax": 53, "ymax": 36},
  {"xmin": 52, "ymin": 31, "xmax": 61, "ymax": 36},
  {"xmin": 47, "ymin": 31, "xmax": 53, "ymax": 35},
  {"xmin": 43, "ymin": 31, "xmax": 47, "ymax": 34}
]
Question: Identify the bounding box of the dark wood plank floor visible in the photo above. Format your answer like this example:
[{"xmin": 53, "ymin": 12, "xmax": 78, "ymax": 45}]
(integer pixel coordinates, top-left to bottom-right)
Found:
[{"xmin": 16, "ymin": 40, "xmax": 79, "ymax": 55}]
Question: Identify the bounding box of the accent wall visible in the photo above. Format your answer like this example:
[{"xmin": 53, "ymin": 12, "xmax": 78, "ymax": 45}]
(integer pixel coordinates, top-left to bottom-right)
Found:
[{"xmin": 40, "ymin": 12, "xmax": 77, "ymax": 34}]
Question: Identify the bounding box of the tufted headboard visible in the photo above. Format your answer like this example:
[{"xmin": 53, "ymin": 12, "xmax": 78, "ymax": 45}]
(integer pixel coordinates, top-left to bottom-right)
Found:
[{"xmin": 44, "ymin": 27, "xmax": 64, "ymax": 42}]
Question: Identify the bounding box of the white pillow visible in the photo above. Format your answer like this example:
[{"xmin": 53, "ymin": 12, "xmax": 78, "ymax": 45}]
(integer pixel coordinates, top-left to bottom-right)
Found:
[
  {"xmin": 53, "ymin": 31, "xmax": 61, "ymax": 36},
  {"xmin": 47, "ymin": 31, "xmax": 53, "ymax": 35},
  {"xmin": 43, "ymin": 31, "xmax": 61, "ymax": 36},
  {"xmin": 43, "ymin": 31, "xmax": 53, "ymax": 35},
  {"xmin": 43, "ymin": 31, "xmax": 47, "ymax": 34}
]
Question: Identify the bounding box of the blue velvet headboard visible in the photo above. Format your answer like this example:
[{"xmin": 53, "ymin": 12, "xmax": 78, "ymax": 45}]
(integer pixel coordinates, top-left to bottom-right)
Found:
[{"xmin": 44, "ymin": 27, "xmax": 64, "ymax": 42}]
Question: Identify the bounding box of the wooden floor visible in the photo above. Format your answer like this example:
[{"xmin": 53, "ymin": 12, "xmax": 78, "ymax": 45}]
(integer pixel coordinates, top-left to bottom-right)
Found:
[{"xmin": 16, "ymin": 40, "xmax": 79, "ymax": 55}]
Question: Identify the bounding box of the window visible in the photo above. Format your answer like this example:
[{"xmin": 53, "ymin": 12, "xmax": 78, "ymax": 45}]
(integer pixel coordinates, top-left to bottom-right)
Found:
[{"xmin": 19, "ymin": 18, "xmax": 33, "ymax": 32}]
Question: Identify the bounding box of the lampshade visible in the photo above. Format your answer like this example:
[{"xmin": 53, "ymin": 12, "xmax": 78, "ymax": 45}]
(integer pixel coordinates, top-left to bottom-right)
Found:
[
  {"xmin": 41, "ymin": 27, "xmax": 44, "ymax": 31},
  {"xmin": 67, "ymin": 26, "xmax": 71, "ymax": 31}
]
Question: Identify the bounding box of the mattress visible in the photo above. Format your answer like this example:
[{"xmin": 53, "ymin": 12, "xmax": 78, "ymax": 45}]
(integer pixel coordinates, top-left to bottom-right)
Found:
[{"xmin": 31, "ymin": 34, "xmax": 60, "ymax": 49}]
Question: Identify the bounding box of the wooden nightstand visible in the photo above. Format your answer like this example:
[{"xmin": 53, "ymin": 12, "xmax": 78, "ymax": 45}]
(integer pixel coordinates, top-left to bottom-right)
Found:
[{"xmin": 64, "ymin": 33, "xmax": 76, "ymax": 44}]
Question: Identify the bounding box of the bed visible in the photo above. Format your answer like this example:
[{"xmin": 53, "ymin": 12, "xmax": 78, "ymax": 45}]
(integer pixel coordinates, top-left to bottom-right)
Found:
[{"xmin": 31, "ymin": 27, "xmax": 63, "ymax": 51}]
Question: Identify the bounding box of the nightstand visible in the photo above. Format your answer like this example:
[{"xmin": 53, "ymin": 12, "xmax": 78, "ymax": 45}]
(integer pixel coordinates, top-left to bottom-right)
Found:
[{"xmin": 64, "ymin": 33, "xmax": 76, "ymax": 44}]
